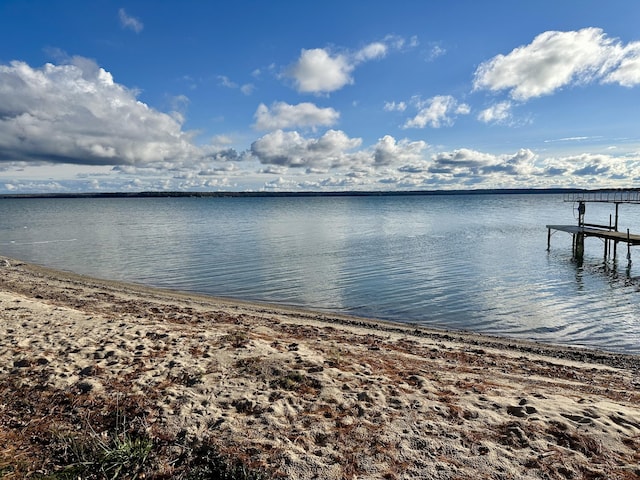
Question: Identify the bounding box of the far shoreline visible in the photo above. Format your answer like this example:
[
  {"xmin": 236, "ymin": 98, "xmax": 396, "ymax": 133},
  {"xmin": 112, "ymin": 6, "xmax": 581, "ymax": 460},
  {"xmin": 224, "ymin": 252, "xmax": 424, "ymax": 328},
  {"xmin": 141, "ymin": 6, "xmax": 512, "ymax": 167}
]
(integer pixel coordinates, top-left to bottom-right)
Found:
[{"xmin": 0, "ymin": 186, "xmax": 598, "ymax": 199}]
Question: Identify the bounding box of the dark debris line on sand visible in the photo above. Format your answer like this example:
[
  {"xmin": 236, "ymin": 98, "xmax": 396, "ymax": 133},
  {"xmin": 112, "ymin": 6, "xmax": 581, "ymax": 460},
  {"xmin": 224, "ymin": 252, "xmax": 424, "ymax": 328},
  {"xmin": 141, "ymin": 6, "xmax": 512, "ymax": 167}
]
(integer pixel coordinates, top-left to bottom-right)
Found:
[{"xmin": 1, "ymin": 255, "xmax": 640, "ymax": 375}]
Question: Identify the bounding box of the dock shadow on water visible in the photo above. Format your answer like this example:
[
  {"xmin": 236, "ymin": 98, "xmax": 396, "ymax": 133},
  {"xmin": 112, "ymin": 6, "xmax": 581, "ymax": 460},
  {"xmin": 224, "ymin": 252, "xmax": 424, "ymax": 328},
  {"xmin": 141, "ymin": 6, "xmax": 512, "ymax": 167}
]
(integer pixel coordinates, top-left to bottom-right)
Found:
[{"xmin": 592, "ymin": 259, "xmax": 640, "ymax": 289}]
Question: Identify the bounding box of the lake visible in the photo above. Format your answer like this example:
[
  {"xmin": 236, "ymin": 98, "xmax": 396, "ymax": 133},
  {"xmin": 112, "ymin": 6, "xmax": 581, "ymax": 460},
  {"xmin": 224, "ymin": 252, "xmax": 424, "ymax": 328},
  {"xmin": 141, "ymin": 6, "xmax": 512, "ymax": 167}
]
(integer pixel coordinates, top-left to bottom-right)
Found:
[{"xmin": 2, "ymin": 193, "xmax": 640, "ymax": 354}]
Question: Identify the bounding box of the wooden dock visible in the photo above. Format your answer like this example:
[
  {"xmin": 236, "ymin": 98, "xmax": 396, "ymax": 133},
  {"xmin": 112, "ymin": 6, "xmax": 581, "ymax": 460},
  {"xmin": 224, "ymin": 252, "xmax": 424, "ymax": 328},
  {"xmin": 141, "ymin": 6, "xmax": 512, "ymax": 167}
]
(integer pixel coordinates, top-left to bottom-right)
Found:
[{"xmin": 546, "ymin": 190, "xmax": 640, "ymax": 262}]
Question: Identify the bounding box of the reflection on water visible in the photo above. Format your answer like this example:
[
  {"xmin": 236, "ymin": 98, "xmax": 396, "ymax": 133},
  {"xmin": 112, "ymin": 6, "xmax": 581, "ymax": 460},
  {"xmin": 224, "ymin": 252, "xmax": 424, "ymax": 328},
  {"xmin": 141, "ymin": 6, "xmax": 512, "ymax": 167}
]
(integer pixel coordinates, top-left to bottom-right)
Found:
[{"xmin": 1, "ymin": 194, "xmax": 640, "ymax": 354}]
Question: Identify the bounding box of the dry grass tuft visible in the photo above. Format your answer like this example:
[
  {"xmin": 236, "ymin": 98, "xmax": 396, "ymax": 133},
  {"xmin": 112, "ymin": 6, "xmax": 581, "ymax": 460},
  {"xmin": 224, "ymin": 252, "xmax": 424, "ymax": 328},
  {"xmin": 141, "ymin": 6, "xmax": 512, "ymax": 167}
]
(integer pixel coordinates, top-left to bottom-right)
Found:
[{"xmin": 0, "ymin": 378, "xmax": 270, "ymax": 479}]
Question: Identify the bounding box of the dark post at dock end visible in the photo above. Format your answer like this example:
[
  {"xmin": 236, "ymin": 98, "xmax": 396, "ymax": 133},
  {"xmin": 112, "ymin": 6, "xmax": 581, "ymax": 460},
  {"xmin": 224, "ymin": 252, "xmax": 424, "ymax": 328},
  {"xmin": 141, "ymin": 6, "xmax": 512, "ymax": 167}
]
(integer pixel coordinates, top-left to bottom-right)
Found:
[{"xmin": 578, "ymin": 201, "xmax": 586, "ymax": 227}]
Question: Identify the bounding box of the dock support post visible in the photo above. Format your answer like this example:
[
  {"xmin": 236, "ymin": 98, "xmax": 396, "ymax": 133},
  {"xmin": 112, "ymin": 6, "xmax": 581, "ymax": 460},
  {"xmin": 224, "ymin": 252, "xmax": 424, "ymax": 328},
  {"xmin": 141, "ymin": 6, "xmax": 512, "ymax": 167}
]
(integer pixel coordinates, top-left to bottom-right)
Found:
[
  {"xmin": 576, "ymin": 233, "xmax": 584, "ymax": 260},
  {"xmin": 606, "ymin": 215, "xmax": 612, "ymax": 259},
  {"xmin": 547, "ymin": 228, "xmax": 551, "ymax": 251},
  {"xmin": 628, "ymin": 229, "xmax": 632, "ymax": 264},
  {"xmin": 613, "ymin": 206, "xmax": 619, "ymax": 260}
]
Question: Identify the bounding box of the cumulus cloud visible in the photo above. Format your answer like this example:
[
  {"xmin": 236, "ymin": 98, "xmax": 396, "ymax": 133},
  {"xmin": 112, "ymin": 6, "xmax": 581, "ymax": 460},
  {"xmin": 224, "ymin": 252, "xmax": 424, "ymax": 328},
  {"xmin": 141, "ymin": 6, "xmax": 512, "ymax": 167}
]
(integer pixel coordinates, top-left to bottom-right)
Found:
[
  {"xmin": 557, "ymin": 152, "xmax": 640, "ymax": 179},
  {"xmin": 250, "ymin": 129, "xmax": 361, "ymax": 169},
  {"xmin": 430, "ymin": 148, "xmax": 538, "ymax": 177},
  {"xmin": 118, "ymin": 8, "xmax": 143, "ymax": 33},
  {"xmin": 604, "ymin": 42, "xmax": 640, "ymax": 86},
  {"xmin": 253, "ymin": 102, "xmax": 340, "ymax": 131},
  {"xmin": 573, "ymin": 164, "xmax": 610, "ymax": 176},
  {"xmin": 250, "ymin": 130, "xmax": 430, "ymax": 174},
  {"xmin": 373, "ymin": 135, "xmax": 428, "ymax": 166},
  {"xmin": 403, "ymin": 95, "xmax": 470, "ymax": 128},
  {"xmin": 0, "ymin": 58, "xmax": 201, "ymax": 167},
  {"xmin": 477, "ymin": 101, "xmax": 512, "ymax": 124},
  {"xmin": 288, "ymin": 49, "xmax": 354, "ymax": 94},
  {"xmin": 201, "ymin": 148, "xmax": 242, "ymax": 163},
  {"xmin": 287, "ymin": 37, "xmax": 411, "ymax": 94},
  {"xmin": 473, "ymin": 27, "xmax": 640, "ymax": 101}
]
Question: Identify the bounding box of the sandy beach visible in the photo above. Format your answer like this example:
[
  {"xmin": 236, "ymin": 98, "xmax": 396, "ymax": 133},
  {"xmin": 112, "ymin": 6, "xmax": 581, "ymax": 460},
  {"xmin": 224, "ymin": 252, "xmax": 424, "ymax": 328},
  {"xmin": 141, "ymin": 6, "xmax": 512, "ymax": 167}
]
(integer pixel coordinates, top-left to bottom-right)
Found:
[{"xmin": 1, "ymin": 256, "xmax": 640, "ymax": 479}]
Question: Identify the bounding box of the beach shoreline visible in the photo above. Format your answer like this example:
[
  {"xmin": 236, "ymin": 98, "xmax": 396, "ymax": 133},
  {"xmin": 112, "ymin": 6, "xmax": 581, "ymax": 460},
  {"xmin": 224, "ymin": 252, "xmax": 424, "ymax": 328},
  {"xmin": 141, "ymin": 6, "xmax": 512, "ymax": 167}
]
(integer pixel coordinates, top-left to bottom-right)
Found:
[{"xmin": 1, "ymin": 256, "xmax": 639, "ymax": 478}]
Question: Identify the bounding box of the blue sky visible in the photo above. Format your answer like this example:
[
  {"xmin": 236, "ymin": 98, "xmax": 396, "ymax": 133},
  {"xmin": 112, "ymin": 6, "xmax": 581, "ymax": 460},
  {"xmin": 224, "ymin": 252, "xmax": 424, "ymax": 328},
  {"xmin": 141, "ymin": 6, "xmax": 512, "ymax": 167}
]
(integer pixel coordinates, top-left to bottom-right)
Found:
[{"xmin": 2, "ymin": 0, "xmax": 640, "ymax": 193}]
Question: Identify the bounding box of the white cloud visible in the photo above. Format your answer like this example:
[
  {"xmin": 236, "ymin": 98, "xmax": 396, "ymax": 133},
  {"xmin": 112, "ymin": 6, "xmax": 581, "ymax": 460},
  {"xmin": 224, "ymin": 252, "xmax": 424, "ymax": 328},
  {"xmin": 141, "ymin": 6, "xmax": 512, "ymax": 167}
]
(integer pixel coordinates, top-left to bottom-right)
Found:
[
  {"xmin": 403, "ymin": 95, "xmax": 470, "ymax": 128},
  {"xmin": 455, "ymin": 103, "xmax": 471, "ymax": 115},
  {"xmin": 373, "ymin": 135, "xmax": 428, "ymax": 166},
  {"xmin": 473, "ymin": 27, "xmax": 640, "ymax": 100},
  {"xmin": 263, "ymin": 176, "xmax": 303, "ymax": 191},
  {"xmin": 430, "ymin": 148, "xmax": 538, "ymax": 177},
  {"xmin": 354, "ymin": 42, "xmax": 387, "ymax": 62},
  {"xmin": 544, "ymin": 152, "xmax": 640, "ymax": 179},
  {"xmin": 260, "ymin": 165, "xmax": 288, "ymax": 175},
  {"xmin": 543, "ymin": 136, "xmax": 592, "ymax": 143},
  {"xmin": 250, "ymin": 129, "xmax": 362, "ymax": 168},
  {"xmin": 431, "ymin": 148, "xmax": 496, "ymax": 171},
  {"xmin": 0, "ymin": 58, "xmax": 201, "ymax": 167},
  {"xmin": 477, "ymin": 101, "xmax": 512, "ymax": 124},
  {"xmin": 287, "ymin": 37, "xmax": 412, "ymax": 94},
  {"xmin": 250, "ymin": 130, "xmax": 429, "ymax": 173},
  {"xmin": 383, "ymin": 101, "xmax": 407, "ymax": 112},
  {"xmin": 168, "ymin": 94, "xmax": 190, "ymax": 123},
  {"xmin": 288, "ymin": 49, "xmax": 354, "ymax": 94},
  {"xmin": 118, "ymin": 8, "xmax": 143, "ymax": 33},
  {"xmin": 253, "ymin": 102, "xmax": 340, "ymax": 131},
  {"xmin": 604, "ymin": 42, "xmax": 640, "ymax": 86}
]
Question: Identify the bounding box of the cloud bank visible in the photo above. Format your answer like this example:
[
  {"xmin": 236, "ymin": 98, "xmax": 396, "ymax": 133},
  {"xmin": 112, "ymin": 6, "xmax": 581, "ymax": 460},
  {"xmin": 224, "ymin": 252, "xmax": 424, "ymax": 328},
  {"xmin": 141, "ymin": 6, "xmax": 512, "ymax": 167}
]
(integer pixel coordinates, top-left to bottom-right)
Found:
[{"xmin": 251, "ymin": 129, "xmax": 361, "ymax": 169}]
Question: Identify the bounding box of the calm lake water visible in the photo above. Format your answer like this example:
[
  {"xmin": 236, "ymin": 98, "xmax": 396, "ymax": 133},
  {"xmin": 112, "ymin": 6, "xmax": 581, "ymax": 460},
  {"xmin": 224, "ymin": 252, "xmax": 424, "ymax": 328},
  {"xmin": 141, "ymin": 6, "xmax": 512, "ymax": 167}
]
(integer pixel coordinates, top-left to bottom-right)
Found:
[{"xmin": 2, "ymin": 194, "xmax": 640, "ymax": 354}]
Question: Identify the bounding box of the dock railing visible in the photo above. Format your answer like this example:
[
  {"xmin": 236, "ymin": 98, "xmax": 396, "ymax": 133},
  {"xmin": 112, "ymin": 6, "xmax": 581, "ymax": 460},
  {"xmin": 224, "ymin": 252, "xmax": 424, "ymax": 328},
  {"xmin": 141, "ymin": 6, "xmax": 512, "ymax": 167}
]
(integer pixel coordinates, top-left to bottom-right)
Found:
[{"xmin": 564, "ymin": 190, "xmax": 640, "ymax": 203}]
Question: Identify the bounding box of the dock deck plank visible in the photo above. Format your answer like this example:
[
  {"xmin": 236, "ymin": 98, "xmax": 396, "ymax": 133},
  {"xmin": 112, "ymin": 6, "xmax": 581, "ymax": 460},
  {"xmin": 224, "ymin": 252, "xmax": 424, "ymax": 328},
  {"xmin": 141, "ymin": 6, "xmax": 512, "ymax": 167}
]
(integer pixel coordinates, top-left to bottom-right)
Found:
[{"xmin": 546, "ymin": 225, "xmax": 640, "ymax": 245}]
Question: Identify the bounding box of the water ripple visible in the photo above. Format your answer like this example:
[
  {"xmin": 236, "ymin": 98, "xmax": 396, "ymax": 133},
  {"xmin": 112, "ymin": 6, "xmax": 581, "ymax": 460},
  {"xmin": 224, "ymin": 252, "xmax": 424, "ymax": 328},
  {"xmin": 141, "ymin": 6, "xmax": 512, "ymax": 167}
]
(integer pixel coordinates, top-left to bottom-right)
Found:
[{"xmin": 2, "ymin": 195, "xmax": 640, "ymax": 353}]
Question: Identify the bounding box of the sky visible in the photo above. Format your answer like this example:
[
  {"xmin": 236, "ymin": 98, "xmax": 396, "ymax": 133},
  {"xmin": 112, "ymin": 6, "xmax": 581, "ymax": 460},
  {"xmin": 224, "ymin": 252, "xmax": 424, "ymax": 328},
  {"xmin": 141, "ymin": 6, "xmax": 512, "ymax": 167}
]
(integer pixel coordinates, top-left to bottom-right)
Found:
[{"xmin": 2, "ymin": 0, "xmax": 640, "ymax": 193}]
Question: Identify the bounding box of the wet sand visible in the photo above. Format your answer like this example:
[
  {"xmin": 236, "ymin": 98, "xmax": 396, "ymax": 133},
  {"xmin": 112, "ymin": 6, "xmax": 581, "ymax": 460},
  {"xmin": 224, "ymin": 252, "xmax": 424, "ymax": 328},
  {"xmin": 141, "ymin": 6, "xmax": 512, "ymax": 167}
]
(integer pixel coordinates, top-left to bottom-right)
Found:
[{"xmin": 1, "ymin": 256, "xmax": 639, "ymax": 479}]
